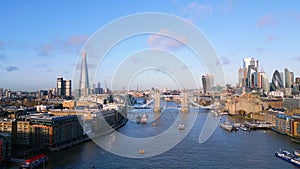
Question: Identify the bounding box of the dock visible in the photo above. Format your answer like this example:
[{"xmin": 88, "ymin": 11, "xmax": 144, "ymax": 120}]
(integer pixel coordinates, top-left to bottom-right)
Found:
[{"xmin": 244, "ymin": 122, "xmax": 272, "ymax": 129}]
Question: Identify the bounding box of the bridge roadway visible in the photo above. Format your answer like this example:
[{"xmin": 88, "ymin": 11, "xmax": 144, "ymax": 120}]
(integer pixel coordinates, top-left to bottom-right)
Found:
[{"xmin": 135, "ymin": 99, "xmax": 216, "ymax": 111}]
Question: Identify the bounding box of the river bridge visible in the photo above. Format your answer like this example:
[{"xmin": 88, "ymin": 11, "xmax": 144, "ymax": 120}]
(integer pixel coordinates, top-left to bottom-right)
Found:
[
  {"xmin": 129, "ymin": 90, "xmax": 219, "ymax": 113},
  {"xmin": 76, "ymin": 90, "xmax": 219, "ymax": 114}
]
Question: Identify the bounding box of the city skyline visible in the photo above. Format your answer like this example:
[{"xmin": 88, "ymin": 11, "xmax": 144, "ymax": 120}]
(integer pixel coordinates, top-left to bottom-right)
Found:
[{"xmin": 1, "ymin": 1, "xmax": 300, "ymax": 90}]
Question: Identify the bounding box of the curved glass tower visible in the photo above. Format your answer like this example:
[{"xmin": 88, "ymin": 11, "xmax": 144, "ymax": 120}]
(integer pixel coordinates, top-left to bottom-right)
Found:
[{"xmin": 270, "ymin": 70, "xmax": 283, "ymax": 91}]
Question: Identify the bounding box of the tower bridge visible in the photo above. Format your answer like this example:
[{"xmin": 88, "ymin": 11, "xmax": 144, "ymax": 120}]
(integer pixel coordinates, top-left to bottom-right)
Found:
[
  {"xmin": 134, "ymin": 90, "xmax": 216, "ymax": 113},
  {"xmin": 77, "ymin": 91, "xmax": 216, "ymax": 113},
  {"xmin": 153, "ymin": 90, "xmax": 189, "ymax": 113}
]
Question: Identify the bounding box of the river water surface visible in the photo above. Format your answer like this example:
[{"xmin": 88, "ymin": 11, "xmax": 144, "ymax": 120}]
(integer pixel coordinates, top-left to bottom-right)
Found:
[{"xmin": 46, "ymin": 102, "xmax": 300, "ymax": 169}]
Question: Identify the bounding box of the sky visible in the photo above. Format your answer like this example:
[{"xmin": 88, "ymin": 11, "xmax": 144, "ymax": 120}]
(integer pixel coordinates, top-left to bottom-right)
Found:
[{"xmin": 1, "ymin": 0, "xmax": 300, "ymax": 91}]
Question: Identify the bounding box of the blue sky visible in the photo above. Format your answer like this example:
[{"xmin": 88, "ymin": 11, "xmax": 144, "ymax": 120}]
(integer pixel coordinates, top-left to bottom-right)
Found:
[{"xmin": 1, "ymin": 0, "xmax": 300, "ymax": 91}]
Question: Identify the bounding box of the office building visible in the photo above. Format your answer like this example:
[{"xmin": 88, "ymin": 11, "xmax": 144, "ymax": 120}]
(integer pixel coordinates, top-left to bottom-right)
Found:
[
  {"xmin": 256, "ymin": 71, "xmax": 269, "ymax": 94},
  {"xmin": 65, "ymin": 80, "xmax": 71, "ymax": 97},
  {"xmin": 296, "ymin": 77, "xmax": 300, "ymax": 84},
  {"xmin": 0, "ymin": 119, "xmax": 14, "ymax": 134},
  {"xmin": 91, "ymin": 84, "xmax": 95, "ymax": 94},
  {"xmin": 0, "ymin": 114, "xmax": 84, "ymax": 147},
  {"xmin": 5, "ymin": 89, "xmax": 11, "ymax": 98},
  {"xmin": 270, "ymin": 70, "xmax": 284, "ymax": 91},
  {"xmin": 262, "ymin": 73, "xmax": 270, "ymax": 94},
  {"xmin": 257, "ymin": 72, "xmax": 264, "ymax": 89},
  {"xmin": 292, "ymin": 84, "xmax": 299, "ymax": 95},
  {"xmin": 37, "ymin": 90, "xmax": 48, "ymax": 99},
  {"xmin": 284, "ymin": 68, "xmax": 294, "ymax": 88},
  {"xmin": 275, "ymin": 114, "xmax": 292, "ymax": 135},
  {"xmin": 57, "ymin": 76, "xmax": 72, "ymax": 97},
  {"xmin": 201, "ymin": 75, "xmax": 207, "ymax": 94},
  {"xmin": 16, "ymin": 121, "xmax": 31, "ymax": 145},
  {"xmin": 57, "ymin": 76, "xmax": 63, "ymax": 96},
  {"xmin": 294, "ymin": 77, "xmax": 300, "ymax": 95},
  {"xmin": 280, "ymin": 72, "xmax": 284, "ymax": 86},
  {"xmin": 238, "ymin": 68, "xmax": 247, "ymax": 88},
  {"xmin": 283, "ymin": 68, "xmax": 294, "ymax": 95},
  {"xmin": 242, "ymin": 57, "xmax": 259, "ymax": 90},
  {"xmin": 202, "ymin": 74, "xmax": 214, "ymax": 94},
  {"xmin": 95, "ymin": 82, "xmax": 103, "ymax": 94},
  {"xmin": 243, "ymin": 58, "xmax": 258, "ymax": 71}
]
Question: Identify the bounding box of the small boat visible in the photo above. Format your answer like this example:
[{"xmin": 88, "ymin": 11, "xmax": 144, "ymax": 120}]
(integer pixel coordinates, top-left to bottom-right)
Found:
[
  {"xmin": 220, "ymin": 121, "xmax": 233, "ymax": 132},
  {"xmin": 210, "ymin": 110, "xmax": 219, "ymax": 117},
  {"xmin": 275, "ymin": 149, "xmax": 300, "ymax": 167},
  {"xmin": 241, "ymin": 126, "xmax": 251, "ymax": 132},
  {"xmin": 178, "ymin": 124, "xmax": 185, "ymax": 130},
  {"xmin": 220, "ymin": 112, "xmax": 229, "ymax": 115},
  {"xmin": 136, "ymin": 116, "xmax": 141, "ymax": 124},
  {"xmin": 139, "ymin": 150, "xmax": 145, "ymax": 154},
  {"xmin": 151, "ymin": 123, "xmax": 157, "ymax": 126},
  {"xmin": 233, "ymin": 123, "xmax": 242, "ymax": 128},
  {"xmin": 294, "ymin": 150, "xmax": 300, "ymax": 157},
  {"xmin": 140, "ymin": 114, "xmax": 148, "ymax": 124},
  {"xmin": 232, "ymin": 126, "xmax": 239, "ymax": 131},
  {"xmin": 19, "ymin": 154, "xmax": 49, "ymax": 169}
]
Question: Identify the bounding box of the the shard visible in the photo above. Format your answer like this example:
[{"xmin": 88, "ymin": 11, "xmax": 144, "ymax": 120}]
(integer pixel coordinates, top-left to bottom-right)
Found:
[{"xmin": 79, "ymin": 50, "xmax": 90, "ymax": 97}]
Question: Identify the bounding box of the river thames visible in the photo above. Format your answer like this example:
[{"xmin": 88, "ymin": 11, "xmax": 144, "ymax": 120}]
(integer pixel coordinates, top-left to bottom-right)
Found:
[{"xmin": 46, "ymin": 103, "xmax": 300, "ymax": 169}]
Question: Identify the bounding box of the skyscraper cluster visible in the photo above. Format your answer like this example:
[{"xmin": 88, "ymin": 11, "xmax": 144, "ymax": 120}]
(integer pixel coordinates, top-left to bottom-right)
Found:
[
  {"xmin": 238, "ymin": 57, "xmax": 300, "ymax": 95},
  {"xmin": 238, "ymin": 58, "xmax": 269, "ymax": 93}
]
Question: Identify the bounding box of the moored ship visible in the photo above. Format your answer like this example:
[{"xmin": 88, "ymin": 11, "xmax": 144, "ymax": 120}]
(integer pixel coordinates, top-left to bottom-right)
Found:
[
  {"xmin": 19, "ymin": 154, "xmax": 49, "ymax": 169},
  {"xmin": 220, "ymin": 121, "xmax": 233, "ymax": 132},
  {"xmin": 275, "ymin": 149, "xmax": 300, "ymax": 167}
]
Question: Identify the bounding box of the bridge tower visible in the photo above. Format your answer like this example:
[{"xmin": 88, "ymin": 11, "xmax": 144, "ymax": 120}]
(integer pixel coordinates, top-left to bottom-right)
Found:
[
  {"xmin": 154, "ymin": 90, "xmax": 161, "ymax": 113},
  {"xmin": 181, "ymin": 90, "xmax": 189, "ymax": 113}
]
